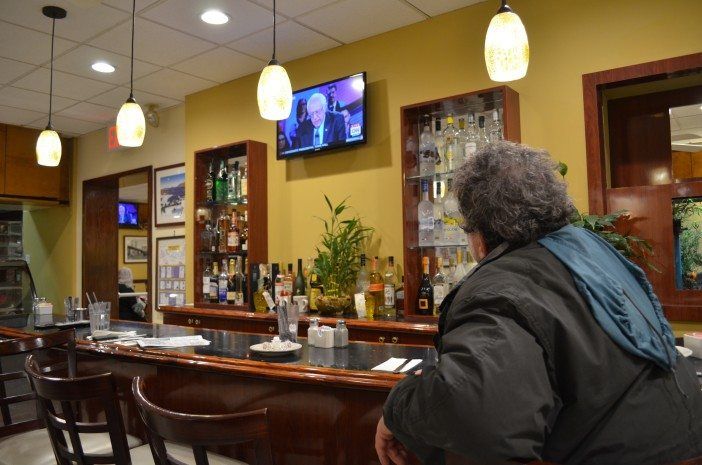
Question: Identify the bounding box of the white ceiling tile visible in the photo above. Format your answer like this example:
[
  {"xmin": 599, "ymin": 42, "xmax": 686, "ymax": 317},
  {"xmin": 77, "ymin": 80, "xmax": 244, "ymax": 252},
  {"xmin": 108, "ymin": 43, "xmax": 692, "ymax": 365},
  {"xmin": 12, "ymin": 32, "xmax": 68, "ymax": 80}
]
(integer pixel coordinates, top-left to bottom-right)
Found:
[
  {"xmin": 141, "ymin": 0, "xmax": 274, "ymax": 44},
  {"xmin": 172, "ymin": 47, "xmax": 265, "ymax": 83},
  {"xmin": 89, "ymin": 17, "xmax": 215, "ymax": 66},
  {"xmin": 0, "ymin": 86, "xmax": 78, "ymax": 113},
  {"xmin": 101, "ymin": 0, "xmax": 161, "ymax": 13},
  {"xmin": 228, "ymin": 20, "xmax": 340, "ymax": 62},
  {"xmin": 52, "ymin": 45, "xmax": 161, "ymax": 86},
  {"xmin": 677, "ymin": 114, "xmax": 702, "ymax": 130},
  {"xmin": 56, "ymin": 101, "xmax": 118, "ymax": 124},
  {"xmin": 133, "ymin": 68, "xmax": 217, "ymax": 99},
  {"xmin": 670, "ymin": 117, "xmax": 680, "ymax": 131},
  {"xmin": 43, "ymin": 114, "xmax": 104, "ymax": 135},
  {"xmin": 0, "ymin": 21, "xmax": 77, "ymax": 65},
  {"xmin": 405, "ymin": 0, "xmax": 484, "ymax": 16},
  {"xmin": 13, "ymin": 68, "xmax": 116, "ymax": 100},
  {"xmin": 296, "ymin": 0, "xmax": 425, "ymax": 44},
  {"xmin": 249, "ymin": 0, "xmax": 339, "ymax": 18},
  {"xmin": 88, "ymin": 86, "xmax": 181, "ymax": 109},
  {"xmin": 0, "ymin": 105, "xmax": 47, "ymax": 126},
  {"xmin": 0, "ymin": 58, "xmax": 36, "ymax": 85},
  {"xmin": 0, "ymin": 0, "xmax": 129, "ymax": 42}
]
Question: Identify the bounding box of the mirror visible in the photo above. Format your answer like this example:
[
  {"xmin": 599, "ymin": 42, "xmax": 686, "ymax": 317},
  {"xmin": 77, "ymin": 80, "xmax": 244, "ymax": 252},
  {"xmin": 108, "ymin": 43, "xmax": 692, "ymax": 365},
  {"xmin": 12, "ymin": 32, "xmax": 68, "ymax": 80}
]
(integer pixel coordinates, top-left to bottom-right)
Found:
[
  {"xmin": 670, "ymin": 103, "xmax": 702, "ymax": 180},
  {"xmin": 673, "ymin": 198, "xmax": 702, "ymax": 290}
]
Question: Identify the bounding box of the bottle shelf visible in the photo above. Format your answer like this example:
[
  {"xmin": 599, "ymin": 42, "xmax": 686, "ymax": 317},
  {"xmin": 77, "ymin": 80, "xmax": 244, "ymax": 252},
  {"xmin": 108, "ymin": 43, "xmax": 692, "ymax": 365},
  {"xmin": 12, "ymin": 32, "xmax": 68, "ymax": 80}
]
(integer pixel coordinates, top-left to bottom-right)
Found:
[
  {"xmin": 198, "ymin": 250, "xmax": 248, "ymax": 256},
  {"xmin": 196, "ymin": 201, "xmax": 249, "ymax": 209},
  {"xmin": 409, "ymin": 243, "xmax": 469, "ymax": 250}
]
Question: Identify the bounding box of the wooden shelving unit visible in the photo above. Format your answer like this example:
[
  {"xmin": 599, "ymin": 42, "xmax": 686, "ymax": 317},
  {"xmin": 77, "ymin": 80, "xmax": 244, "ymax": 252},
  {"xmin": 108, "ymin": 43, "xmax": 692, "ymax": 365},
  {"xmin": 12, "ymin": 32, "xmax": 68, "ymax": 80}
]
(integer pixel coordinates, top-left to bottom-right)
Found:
[
  {"xmin": 400, "ymin": 86, "xmax": 521, "ymax": 322},
  {"xmin": 192, "ymin": 140, "xmax": 267, "ymax": 310}
]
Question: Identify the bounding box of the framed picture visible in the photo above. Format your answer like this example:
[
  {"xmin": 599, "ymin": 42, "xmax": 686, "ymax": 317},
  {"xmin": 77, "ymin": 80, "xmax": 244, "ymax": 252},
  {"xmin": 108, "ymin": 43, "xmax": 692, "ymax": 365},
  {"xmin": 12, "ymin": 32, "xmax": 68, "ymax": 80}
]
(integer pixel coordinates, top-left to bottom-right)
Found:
[
  {"xmin": 124, "ymin": 235, "xmax": 148, "ymax": 263},
  {"xmin": 156, "ymin": 236, "xmax": 186, "ymax": 308},
  {"xmin": 154, "ymin": 163, "xmax": 185, "ymax": 227}
]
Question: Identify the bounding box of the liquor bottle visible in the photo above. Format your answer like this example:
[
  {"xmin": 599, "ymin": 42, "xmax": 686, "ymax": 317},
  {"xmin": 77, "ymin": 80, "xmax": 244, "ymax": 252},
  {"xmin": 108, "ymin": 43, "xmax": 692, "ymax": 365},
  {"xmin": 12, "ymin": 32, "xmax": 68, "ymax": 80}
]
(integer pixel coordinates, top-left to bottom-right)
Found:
[
  {"xmin": 202, "ymin": 263, "xmax": 212, "ymax": 301},
  {"xmin": 442, "ymin": 178, "xmax": 461, "ymax": 245},
  {"xmin": 304, "ymin": 257, "xmax": 314, "ymax": 299},
  {"xmin": 447, "ymin": 257, "xmax": 457, "ymax": 290},
  {"xmin": 205, "ymin": 161, "xmax": 215, "ymax": 203},
  {"xmin": 488, "ymin": 110, "xmax": 503, "ymax": 142},
  {"xmin": 433, "ymin": 178, "xmax": 444, "ymax": 246},
  {"xmin": 210, "ymin": 262, "xmax": 219, "ymax": 303},
  {"xmin": 201, "ymin": 220, "xmax": 215, "ymax": 252},
  {"xmin": 274, "ymin": 262, "xmax": 284, "ymax": 304},
  {"xmin": 215, "ymin": 160, "xmax": 228, "ymax": 202},
  {"xmin": 218, "ymin": 259, "xmax": 228, "ymax": 304},
  {"xmin": 355, "ymin": 254, "xmax": 371, "ymax": 314},
  {"xmin": 234, "ymin": 257, "xmax": 245, "ymax": 305},
  {"xmin": 309, "ymin": 262, "xmax": 323, "ymax": 311},
  {"xmin": 416, "ymin": 257, "xmax": 433, "ymax": 315},
  {"xmin": 432, "ymin": 257, "xmax": 448, "ymax": 315},
  {"xmin": 368, "ymin": 257, "xmax": 384, "ymax": 319},
  {"xmin": 240, "ymin": 165, "xmax": 248, "ymax": 205},
  {"xmin": 418, "ymin": 116, "xmax": 436, "ymax": 177},
  {"xmin": 418, "ymin": 179, "xmax": 434, "ymax": 247},
  {"xmin": 226, "ymin": 259, "xmax": 236, "ymax": 304},
  {"xmin": 453, "ymin": 248, "xmax": 468, "ymax": 285},
  {"xmin": 227, "ymin": 161, "xmax": 239, "ymax": 204},
  {"xmin": 283, "ymin": 263, "xmax": 294, "ymax": 298},
  {"xmin": 240, "ymin": 211, "xmax": 249, "ymax": 251},
  {"xmin": 442, "ymin": 115, "xmax": 458, "ymax": 173},
  {"xmin": 477, "ymin": 116, "xmax": 489, "ymax": 150},
  {"xmin": 217, "ymin": 211, "xmax": 229, "ymax": 253},
  {"xmin": 227, "ymin": 213, "xmax": 239, "ymax": 253},
  {"xmin": 465, "ymin": 113, "xmax": 479, "ymax": 159},
  {"xmin": 253, "ymin": 264, "xmax": 272, "ymax": 312},
  {"xmin": 456, "ymin": 117, "xmax": 468, "ymax": 165},
  {"xmin": 395, "ymin": 276, "xmax": 405, "ymax": 320},
  {"xmin": 294, "ymin": 258, "xmax": 306, "ymax": 296},
  {"xmin": 383, "ymin": 256, "xmax": 397, "ymax": 316},
  {"xmin": 434, "ymin": 119, "xmax": 445, "ymax": 173}
]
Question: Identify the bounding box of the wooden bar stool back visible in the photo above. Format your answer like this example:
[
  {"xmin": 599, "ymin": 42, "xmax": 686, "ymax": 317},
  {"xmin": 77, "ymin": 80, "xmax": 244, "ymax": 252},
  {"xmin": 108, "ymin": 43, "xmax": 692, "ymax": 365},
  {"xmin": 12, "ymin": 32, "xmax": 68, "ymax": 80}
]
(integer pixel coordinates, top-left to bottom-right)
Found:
[
  {"xmin": 25, "ymin": 354, "xmax": 134, "ymax": 465},
  {"xmin": 132, "ymin": 377, "xmax": 275, "ymax": 465},
  {"xmin": 0, "ymin": 329, "xmax": 77, "ymax": 438}
]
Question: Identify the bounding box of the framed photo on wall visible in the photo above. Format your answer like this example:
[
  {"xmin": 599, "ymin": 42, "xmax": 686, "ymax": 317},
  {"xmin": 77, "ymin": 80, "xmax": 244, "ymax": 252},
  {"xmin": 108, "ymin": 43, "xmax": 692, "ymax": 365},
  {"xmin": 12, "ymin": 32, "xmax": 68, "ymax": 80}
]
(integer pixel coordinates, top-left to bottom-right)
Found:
[
  {"xmin": 124, "ymin": 235, "xmax": 148, "ymax": 263},
  {"xmin": 156, "ymin": 236, "xmax": 186, "ymax": 307},
  {"xmin": 154, "ymin": 163, "xmax": 185, "ymax": 227}
]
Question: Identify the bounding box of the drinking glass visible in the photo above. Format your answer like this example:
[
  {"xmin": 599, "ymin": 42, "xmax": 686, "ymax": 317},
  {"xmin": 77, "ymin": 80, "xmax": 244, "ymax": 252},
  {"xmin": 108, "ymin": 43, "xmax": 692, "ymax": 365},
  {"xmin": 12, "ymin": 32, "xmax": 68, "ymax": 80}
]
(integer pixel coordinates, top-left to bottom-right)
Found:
[{"xmin": 89, "ymin": 303, "xmax": 110, "ymax": 333}]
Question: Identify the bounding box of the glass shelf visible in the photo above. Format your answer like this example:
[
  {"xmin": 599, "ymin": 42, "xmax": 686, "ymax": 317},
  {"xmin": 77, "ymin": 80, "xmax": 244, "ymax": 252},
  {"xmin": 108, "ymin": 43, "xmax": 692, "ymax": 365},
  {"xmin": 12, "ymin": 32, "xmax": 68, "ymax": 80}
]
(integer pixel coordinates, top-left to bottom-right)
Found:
[
  {"xmin": 405, "ymin": 170, "xmax": 458, "ymax": 183},
  {"xmin": 198, "ymin": 250, "xmax": 248, "ymax": 256},
  {"xmin": 196, "ymin": 201, "xmax": 249, "ymax": 208},
  {"xmin": 408, "ymin": 243, "xmax": 468, "ymax": 250}
]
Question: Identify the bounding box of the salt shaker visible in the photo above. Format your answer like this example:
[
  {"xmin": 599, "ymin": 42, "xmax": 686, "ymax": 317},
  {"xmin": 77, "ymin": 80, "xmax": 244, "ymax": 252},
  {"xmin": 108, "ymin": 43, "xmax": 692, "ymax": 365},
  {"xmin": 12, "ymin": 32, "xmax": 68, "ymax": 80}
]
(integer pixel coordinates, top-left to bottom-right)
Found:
[
  {"xmin": 307, "ymin": 318, "xmax": 320, "ymax": 347},
  {"xmin": 334, "ymin": 320, "xmax": 349, "ymax": 348},
  {"xmin": 317, "ymin": 326, "xmax": 335, "ymax": 349}
]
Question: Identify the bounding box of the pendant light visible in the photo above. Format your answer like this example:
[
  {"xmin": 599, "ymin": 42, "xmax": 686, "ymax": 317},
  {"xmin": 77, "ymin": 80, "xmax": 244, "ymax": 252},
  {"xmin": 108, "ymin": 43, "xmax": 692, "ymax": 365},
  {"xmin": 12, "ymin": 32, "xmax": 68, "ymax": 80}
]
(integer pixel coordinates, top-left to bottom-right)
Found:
[
  {"xmin": 484, "ymin": 0, "xmax": 529, "ymax": 82},
  {"xmin": 116, "ymin": 0, "xmax": 145, "ymax": 147},
  {"xmin": 257, "ymin": 0, "xmax": 292, "ymax": 121},
  {"xmin": 36, "ymin": 6, "xmax": 66, "ymax": 167}
]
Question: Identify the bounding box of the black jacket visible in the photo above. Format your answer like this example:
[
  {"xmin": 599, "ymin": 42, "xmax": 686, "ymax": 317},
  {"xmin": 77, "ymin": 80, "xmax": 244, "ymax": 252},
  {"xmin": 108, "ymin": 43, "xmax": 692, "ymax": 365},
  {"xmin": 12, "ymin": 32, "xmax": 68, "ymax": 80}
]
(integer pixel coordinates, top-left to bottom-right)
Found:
[
  {"xmin": 384, "ymin": 243, "xmax": 702, "ymax": 465},
  {"xmin": 297, "ymin": 111, "xmax": 346, "ymax": 148}
]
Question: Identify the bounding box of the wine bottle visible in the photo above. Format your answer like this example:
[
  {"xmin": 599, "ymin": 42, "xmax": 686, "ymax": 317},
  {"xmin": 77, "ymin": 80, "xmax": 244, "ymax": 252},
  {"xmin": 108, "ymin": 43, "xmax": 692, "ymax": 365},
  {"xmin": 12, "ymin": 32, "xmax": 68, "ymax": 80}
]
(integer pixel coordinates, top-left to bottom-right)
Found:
[
  {"xmin": 416, "ymin": 257, "xmax": 433, "ymax": 315},
  {"xmin": 383, "ymin": 256, "xmax": 397, "ymax": 317},
  {"xmin": 210, "ymin": 262, "xmax": 219, "ymax": 303},
  {"xmin": 274, "ymin": 262, "xmax": 284, "ymax": 304},
  {"xmin": 226, "ymin": 259, "xmax": 236, "ymax": 304},
  {"xmin": 368, "ymin": 257, "xmax": 384, "ymax": 320},
  {"xmin": 253, "ymin": 264, "xmax": 271, "ymax": 313},
  {"xmin": 202, "ymin": 263, "xmax": 211, "ymax": 301},
  {"xmin": 234, "ymin": 257, "xmax": 245, "ymax": 305},
  {"xmin": 309, "ymin": 260, "xmax": 322, "ymax": 311},
  {"xmin": 294, "ymin": 258, "xmax": 306, "ymax": 296}
]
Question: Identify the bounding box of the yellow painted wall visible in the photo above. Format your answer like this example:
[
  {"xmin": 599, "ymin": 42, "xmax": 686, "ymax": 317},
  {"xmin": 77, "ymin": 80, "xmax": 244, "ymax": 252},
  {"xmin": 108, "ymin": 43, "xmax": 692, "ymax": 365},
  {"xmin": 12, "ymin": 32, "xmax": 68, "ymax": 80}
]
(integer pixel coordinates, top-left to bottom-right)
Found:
[{"xmin": 184, "ymin": 0, "xmax": 702, "ymax": 308}]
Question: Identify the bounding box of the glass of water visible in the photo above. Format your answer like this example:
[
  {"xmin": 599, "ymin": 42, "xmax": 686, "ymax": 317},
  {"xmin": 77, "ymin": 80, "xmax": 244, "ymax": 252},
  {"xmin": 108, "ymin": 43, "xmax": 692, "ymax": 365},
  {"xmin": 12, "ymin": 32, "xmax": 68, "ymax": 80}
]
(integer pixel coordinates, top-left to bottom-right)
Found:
[{"xmin": 89, "ymin": 303, "xmax": 110, "ymax": 333}]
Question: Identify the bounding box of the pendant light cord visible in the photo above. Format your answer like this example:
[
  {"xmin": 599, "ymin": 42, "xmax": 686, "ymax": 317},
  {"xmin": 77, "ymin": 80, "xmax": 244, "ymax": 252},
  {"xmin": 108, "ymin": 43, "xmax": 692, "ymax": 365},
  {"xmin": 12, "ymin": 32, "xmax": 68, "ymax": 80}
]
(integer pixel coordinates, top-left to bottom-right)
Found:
[
  {"xmin": 272, "ymin": 0, "xmax": 276, "ymax": 60},
  {"xmin": 129, "ymin": 0, "xmax": 135, "ymax": 98},
  {"xmin": 48, "ymin": 18, "xmax": 55, "ymax": 127}
]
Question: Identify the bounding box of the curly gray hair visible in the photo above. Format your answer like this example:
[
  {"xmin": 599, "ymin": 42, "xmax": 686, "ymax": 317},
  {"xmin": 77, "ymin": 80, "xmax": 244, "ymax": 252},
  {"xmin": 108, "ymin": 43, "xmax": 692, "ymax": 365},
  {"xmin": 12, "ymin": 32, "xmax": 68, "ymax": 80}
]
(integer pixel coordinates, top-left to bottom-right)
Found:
[{"xmin": 453, "ymin": 141, "xmax": 574, "ymax": 250}]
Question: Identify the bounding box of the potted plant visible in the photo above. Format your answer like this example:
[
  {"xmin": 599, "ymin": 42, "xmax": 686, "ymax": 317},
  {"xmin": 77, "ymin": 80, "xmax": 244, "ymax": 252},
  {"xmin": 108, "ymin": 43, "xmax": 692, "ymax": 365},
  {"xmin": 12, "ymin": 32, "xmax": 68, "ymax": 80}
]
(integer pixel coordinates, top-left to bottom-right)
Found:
[{"xmin": 312, "ymin": 195, "xmax": 373, "ymax": 315}]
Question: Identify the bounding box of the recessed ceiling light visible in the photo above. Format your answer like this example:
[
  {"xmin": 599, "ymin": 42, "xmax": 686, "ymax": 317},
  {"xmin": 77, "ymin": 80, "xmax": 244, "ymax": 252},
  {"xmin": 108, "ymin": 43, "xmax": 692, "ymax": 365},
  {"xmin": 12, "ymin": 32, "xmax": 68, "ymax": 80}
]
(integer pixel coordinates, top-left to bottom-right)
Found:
[
  {"xmin": 200, "ymin": 9, "xmax": 229, "ymax": 25},
  {"xmin": 91, "ymin": 61, "xmax": 115, "ymax": 73}
]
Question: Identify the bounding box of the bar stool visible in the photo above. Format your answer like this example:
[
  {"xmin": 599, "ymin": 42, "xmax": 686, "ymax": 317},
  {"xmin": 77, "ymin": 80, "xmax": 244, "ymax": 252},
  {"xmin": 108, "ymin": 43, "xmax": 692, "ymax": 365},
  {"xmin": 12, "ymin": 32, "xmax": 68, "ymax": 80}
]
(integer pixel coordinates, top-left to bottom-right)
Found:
[
  {"xmin": 132, "ymin": 376, "xmax": 275, "ymax": 465},
  {"xmin": 0, "ymin": 330, "xmax": 131, "ymax": 465},
  {"xmin": 23, "ymin": 352, "xmax": 145, "ymax": 465}
]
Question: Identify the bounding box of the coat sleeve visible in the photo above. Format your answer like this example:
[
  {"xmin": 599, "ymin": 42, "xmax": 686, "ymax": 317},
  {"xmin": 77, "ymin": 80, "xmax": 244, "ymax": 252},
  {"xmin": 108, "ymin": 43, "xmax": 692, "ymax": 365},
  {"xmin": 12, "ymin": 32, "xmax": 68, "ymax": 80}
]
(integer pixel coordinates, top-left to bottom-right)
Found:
[{"xmin": 383, "ymin": 293, "xmax": 558, "ymax": 464}]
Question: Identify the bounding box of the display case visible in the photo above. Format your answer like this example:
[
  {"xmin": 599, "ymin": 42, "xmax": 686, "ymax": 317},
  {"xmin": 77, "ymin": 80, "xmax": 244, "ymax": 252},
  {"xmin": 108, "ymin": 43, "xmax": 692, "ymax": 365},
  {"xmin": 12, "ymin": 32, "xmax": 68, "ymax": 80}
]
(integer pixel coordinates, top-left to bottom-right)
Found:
[
  {"xmin": 0, "ymin": 259, "xmax": 36, "ymax": 328},
  {"xmin": 192, "ymin": 140, "xmax": 267, "ymax": 310},
  {"xmin": 400, "ymin": 86, "xmax": 521, "ymax": 321},
  {"xmin": 0, "ymin": 221, "xmax": 22, "ymax": 259}
]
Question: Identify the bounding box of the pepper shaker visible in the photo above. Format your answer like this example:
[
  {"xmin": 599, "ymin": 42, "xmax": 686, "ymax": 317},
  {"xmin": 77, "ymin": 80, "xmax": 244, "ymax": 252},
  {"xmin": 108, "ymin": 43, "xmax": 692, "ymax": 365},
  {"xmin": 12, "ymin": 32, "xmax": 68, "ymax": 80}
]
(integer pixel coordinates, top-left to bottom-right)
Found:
[{"xmin": 334, "ymin": 320, "xmax": 349, "ymax": 348}]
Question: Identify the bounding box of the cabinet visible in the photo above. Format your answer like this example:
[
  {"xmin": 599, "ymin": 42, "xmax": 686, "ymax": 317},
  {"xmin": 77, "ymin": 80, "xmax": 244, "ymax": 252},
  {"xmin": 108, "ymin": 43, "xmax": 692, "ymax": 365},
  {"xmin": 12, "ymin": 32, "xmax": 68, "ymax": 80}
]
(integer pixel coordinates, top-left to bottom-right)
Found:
[
  {"xmin": 192, "ymin": 140, "xmax": 267, "ymax": 311},
  {"xmin": 0, "ymin": 124, "xmax": 71, "ymax": 203},
  {"xmin": 400, "ymin": 86, "xmax": 521, "ymax": 322}
]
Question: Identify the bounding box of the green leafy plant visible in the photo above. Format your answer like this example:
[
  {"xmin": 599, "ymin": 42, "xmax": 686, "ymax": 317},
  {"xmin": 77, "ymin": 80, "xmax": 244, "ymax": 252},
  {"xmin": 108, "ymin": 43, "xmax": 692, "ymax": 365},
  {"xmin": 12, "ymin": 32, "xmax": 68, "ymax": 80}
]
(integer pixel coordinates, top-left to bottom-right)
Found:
[
  {"xmin": 673, "ymin": 198, "xmax": 702, "ymax": 288},
  {"xmin": 558, "ymin": 162, "xmax": 657, "ymax": 271},
  {"xmin": 313, "ymin": 195, "xmax": 374, "ymax": 297}
]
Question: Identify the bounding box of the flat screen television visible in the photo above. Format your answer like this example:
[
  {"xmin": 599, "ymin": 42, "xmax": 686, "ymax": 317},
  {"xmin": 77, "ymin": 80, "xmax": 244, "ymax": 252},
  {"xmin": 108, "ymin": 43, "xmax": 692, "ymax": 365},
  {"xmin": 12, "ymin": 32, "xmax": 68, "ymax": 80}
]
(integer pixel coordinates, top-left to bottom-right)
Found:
[
  {"xmin": 277, "ymin": 72, "xmax": 367, "ymax": 159},
  {"xmin": 117, "ymin": 202, "xmax": 139, "ymax": 227}
]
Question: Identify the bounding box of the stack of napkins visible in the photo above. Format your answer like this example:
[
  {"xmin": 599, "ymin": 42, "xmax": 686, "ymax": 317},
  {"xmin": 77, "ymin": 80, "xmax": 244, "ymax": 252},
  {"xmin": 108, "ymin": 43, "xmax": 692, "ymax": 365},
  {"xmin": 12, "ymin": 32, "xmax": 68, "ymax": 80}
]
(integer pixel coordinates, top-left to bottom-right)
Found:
[
  {"xmin": 136, "ymin": 335, "xmax": 210, "ymax": 349},
  {"xmin": 371, "ymin": 357, "xmax": 422, "ymax": 373}
]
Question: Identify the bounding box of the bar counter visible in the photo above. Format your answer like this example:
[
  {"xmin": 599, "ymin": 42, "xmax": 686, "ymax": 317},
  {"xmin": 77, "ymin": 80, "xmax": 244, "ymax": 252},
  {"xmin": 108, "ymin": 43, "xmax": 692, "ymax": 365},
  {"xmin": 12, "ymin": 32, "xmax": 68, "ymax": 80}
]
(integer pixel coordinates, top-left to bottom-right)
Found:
[{"xmin": 0, "ymin": 320, "xmax": 438, "ymax": 465}]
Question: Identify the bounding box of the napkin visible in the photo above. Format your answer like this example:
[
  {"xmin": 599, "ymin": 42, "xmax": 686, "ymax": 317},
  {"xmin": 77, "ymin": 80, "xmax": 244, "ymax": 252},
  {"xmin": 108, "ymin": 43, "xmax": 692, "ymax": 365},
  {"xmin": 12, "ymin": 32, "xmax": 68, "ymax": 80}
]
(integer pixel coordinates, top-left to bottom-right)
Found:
[{"xmin": 371, "ymin": 357, "xmax": 407, "ymax": 372}]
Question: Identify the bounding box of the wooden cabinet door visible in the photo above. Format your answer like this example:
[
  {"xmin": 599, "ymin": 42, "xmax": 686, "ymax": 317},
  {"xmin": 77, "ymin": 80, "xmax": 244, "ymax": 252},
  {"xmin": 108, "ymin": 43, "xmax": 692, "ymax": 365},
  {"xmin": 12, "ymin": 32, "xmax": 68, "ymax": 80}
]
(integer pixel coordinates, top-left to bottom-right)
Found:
[
  {"xmin": 0, "ymin": 124, "xmax": 5, "ymax": 194},
  {"xmin": 4, "ymin": 126, "xmax": 61, "ymax": 199}
]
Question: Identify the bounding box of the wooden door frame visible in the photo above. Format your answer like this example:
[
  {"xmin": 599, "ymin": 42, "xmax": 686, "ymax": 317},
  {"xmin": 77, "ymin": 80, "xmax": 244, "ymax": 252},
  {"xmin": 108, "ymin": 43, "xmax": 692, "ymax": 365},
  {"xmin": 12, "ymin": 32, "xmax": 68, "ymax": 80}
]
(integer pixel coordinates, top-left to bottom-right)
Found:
[
  {"xmin": 82, "ymin": 166, "xmax": 153, "ymax": 320},
  {"xmin": 582, "ymin": 52, "xmax": 702, "ymax": 214}
]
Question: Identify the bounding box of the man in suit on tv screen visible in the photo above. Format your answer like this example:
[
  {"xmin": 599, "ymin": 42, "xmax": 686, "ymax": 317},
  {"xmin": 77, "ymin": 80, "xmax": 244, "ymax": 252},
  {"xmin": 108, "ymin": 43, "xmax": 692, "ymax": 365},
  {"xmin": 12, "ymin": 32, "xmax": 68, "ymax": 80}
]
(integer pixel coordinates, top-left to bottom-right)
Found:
[{"xmin": 297, "ymin": 93, "xmax": 346, "ymax": 149}]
